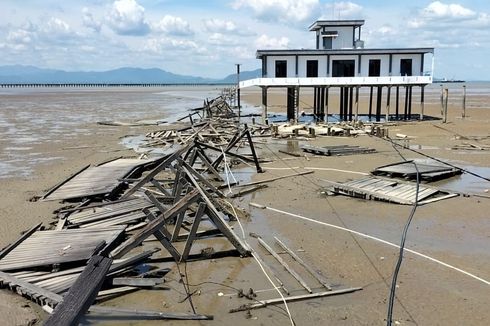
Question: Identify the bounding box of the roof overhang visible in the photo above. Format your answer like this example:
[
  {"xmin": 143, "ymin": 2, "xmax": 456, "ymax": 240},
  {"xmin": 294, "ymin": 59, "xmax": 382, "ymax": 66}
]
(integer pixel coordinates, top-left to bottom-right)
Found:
[
  {"xmin": 256, "ymin": 48, "xmax": 435, "ymax": 59},
  {"xmin": 309, "ymin": 20, "xmax": 365, "ymax": 31}
]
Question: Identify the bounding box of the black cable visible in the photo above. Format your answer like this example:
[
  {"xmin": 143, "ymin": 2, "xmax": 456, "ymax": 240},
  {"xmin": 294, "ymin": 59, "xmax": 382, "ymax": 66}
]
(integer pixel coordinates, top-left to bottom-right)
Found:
[
  {"xmin": 261, "ymin": 141, "xmax": 417, "ymax": 324},
  {"xmin": 175, "ymin": 261, "xmax": 197, "ymax": 314},
  {"xmin": 380, "ymin": 135, "xmax": 490, "ymax": 183},
  {"xmin": 386, "ymin": 149, "xmax": 421, "ymax": 326}
]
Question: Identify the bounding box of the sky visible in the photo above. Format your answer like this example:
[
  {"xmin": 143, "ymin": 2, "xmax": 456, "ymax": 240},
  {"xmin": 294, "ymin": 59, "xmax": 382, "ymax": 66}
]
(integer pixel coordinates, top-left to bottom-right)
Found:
[{"xmin": 0, "ymin": 0, "xmax": 489, "ymax": 80}]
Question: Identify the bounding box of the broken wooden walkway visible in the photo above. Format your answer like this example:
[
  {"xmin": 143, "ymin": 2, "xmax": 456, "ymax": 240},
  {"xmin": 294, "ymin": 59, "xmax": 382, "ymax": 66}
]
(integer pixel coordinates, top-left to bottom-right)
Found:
[{"xmin": 328, "ymin": 177, "xmax": 458, "ymax": 205}]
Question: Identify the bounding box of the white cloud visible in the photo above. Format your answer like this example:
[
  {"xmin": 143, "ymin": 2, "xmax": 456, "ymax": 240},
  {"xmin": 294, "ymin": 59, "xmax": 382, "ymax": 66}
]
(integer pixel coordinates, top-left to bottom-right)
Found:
[
  {"xmin": 143, "ymin": 37, "xmax": 207, "ymax": 55},
  {"xmin": 7, "ymin": 29, "xmax": 34, "ymax": 44},
  {"xmin": 233, "ymin": 0, "xmax": 320, "ymax": 24},
  {"xmin": 204, "ymin": 19, "xmax": 237, "ymax": 33},
  {"xmin": 153, "ymin": 15, "xmax": 193, "ymax": 36},
  {"xmin": 107, "ymin": 0, "xmax": 150, "ymax": 36},
  {"xmin": 255, "ymin": 34, "xmax": 289, "ymax": 49},
  {"xmin": 324, "ymin": 2, "xmax": 363, "ymax": 19},
  {"xmin": 422, "ymin": 1, "xmax": 475, "ymax": 19},
  {"xmin": 82, "ymin": 8, "xmax": 102, "ymax": 33},
  {"xmin": 208, "ymin": 33, "xmax": 238, "ymax": 46},
  {"xmin": 42, "ymin": 18, "xmax": 72, "ymax": 37}
]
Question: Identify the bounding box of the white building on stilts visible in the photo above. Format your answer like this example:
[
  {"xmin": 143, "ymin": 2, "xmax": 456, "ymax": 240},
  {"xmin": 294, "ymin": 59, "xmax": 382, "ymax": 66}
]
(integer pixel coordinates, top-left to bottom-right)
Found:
[{"xmin": 239, "ymin": 19, "xmax": 435, "ymax": 122}]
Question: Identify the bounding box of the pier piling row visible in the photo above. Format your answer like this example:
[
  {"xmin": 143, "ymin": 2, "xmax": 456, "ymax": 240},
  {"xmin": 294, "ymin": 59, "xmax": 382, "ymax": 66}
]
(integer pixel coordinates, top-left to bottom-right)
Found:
[{"xmin": 261, "ymin": 84, "xmax": 427, "ymax": 122}]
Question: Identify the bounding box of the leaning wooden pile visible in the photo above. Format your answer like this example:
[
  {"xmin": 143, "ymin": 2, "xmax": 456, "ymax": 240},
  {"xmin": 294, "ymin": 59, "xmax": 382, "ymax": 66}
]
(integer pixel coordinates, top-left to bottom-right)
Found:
[{"xmin": 0, "ymin": 117, "xmax": 267, "ymax": 324}]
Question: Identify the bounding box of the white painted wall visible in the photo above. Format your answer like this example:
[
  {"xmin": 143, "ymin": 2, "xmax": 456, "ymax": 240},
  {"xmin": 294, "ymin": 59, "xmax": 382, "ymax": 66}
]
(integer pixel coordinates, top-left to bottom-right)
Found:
[
  {"xmin": 360, "ymin": 54, "xmax": 390, "ymax": 76},
  {"xmin": 391, "ymin": 54, "xmax": 423, "ymax": 76},
  {"xmin": 329, "ymin": 55, "xmax": 358, "ymax": 76},
  {"xmin": 298, "ymin": 56, "xmax": 328, "ymax": 77},
  {"xmin": 317, "ymin": 26, "xmax": 355, "ymax": 49},
  {"xmin": 264, "ymin": 53, "xmax": 427, "ymax": 78},
  {"xmin": 266, "ymin": 56, "xmax": 296, "ymax": 78}
]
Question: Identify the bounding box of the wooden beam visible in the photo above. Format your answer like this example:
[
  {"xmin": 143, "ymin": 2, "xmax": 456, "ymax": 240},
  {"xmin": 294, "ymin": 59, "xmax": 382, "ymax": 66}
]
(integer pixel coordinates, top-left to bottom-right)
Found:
[
  {"xmin": 180, "ymin": 202, "xmax": 206, "ymax": 261},
  {"xmin": 121, "ymin": 145, "xmax": 189, "ymax": 199},
  {"xmin": 274, "ymin": 237, "xmax": 331, "ymax": 290},
  {"xmin": 110, "ymin": 189, "xmax": 200, "ymax": 259},
  {"xmin": 143, "ymin": 209, "xmax": 181, "ymax": 261},
  {"xmin": 44, "ymin": 255, "xmax": 113, "ymax": 326},
  {"xmin": 257, "ymin": 237, "xmax": 312, "ymax": 293},
  {"xmin": 87, "ymin": 306, "xmax": 213, "ymax": 320},
  {"xmin": 0, "ymin": 223, "xmax": 42, "ymax": 259},
  {"xmin": 229, "ymin": 287, "xmax": 363, "ymax": 313}
]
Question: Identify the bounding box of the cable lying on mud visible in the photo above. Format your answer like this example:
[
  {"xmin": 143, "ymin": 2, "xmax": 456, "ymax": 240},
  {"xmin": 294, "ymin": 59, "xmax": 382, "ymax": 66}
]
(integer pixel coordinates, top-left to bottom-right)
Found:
[{"xmin": 249, "ymin": 203, "xmax": 490, "ymax": 287}]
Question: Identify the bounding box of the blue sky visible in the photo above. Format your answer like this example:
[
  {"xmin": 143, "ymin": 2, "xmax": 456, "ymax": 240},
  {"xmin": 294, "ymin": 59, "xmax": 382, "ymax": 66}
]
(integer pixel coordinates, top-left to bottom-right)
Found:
[{"xmin": 0, "ymin": 0, "xmax": 489, "ymax": 80}]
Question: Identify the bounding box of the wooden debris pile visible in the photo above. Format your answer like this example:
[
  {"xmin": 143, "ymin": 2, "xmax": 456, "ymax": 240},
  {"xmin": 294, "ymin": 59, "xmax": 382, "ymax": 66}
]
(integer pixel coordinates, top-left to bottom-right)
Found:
[
  {"xmin": 301, "ymin": 144, "xmax": 376, "ymax": 156},
  {"xmin": 0, "ymin": 111, "xmax": 271, "ymax": 323},
  {"xmin": 327, "ymin": 177, "xmax": 458, "ymax": 205},
  {"xmin": 270, "ymin": 121, "xmax": 389, "ymax": 139},
  {"xmin": 372, "ymin": 159, "xmax": 462, "ymax": 182}
]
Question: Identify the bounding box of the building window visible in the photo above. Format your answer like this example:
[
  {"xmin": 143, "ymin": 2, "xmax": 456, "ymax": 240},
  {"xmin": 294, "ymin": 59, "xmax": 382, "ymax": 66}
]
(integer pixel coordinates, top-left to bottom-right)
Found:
[
  {"xmin": 322, "ymin": 37, "xmax": 333, "ymax": 49},
  {"xmin": 332, "ymin": 60, "xmax": 355, "ymax": 77},
  {"xmin": 400, "ymin": 59, "xmax": 412, "ymax": 76},
  {"xmin": 369, "ymin": 59, "xmax": 381, "ymax": 77},
  {"xmin": 275, "ymin": 60, "xmax": 287, "ymax": 78},
  {"xmin": 306, "ymin": 60, "xmax": 318, "ymax": 77}
]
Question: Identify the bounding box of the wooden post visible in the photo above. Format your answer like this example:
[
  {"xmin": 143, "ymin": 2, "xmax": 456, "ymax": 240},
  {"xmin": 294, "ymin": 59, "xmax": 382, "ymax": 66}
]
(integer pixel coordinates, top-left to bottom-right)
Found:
[
  {"xmin": 261, "ymin": 86, "xmax": 268, "ymax": 123},
  {"xmin": 443, "ymin": 88, "xmax": 449, "ymax": 123},
  {"xmin": 420, "ymin": 85, "xmax": 425, "ymax": 120},
  {"xmin": 339, "ymin": 87, "xmax": 344, "ymax": 120},
  {"xmin": 396, "ymin": 86, "xmax": 400, "ymax": 120},
  {"xmin": 404, "ymin": 86, "xmax": 409, "ymax": 120},
  {"xmin": 368, "ymin": 86, "xmax": 373, "ymax": 120},
  {"xmin": 325, "ymin": 87, "xmax": 329, "ymax": 123},
  {"xmin": 440, "ymin": 84, "xmax": 444, "ymax": 116},
  {"xmin": 313, "ymin": 87, "xmax": 318, "ymax": 116},
  {"xmin": 462, "ymin": 85, "xmax": 466, "ymax": 118},
  {"xmin": 386, "ymin": 86, "xmax": 391, "ymax": 122},
  {"xmin": 355, "ymin": 86, "xmax": 359, "ymax": 122},
  {"xmin": 294, "ymin": 86, "xmax": 300, "ymax": 123},
  {"xmin": 376, "ymin": 86, "xmax": 382, "ymax": 122},
  {"xmin": 349, "ymin": 87, "xmax": 353, "ymax": 121},
  {"xmin": 408, "ymin": 86, "xmax": 413, "ymax": 119},
  {"xmin": 45, "ymin": 255, "xmax": 113, "ymax": 326}
]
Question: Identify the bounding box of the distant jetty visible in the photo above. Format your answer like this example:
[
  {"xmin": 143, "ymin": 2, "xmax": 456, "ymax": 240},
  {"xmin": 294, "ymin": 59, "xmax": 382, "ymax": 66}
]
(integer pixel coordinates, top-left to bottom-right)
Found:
[{"xmin": 0, "ymin": 83, "xmax": 234, "ymax": 88}]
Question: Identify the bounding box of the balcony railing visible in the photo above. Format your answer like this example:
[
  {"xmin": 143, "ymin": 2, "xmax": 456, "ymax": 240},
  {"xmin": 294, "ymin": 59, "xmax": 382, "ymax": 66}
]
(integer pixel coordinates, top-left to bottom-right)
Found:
[{"xmin": 239, "ymin": 76, "xmax": 433, "ymax": 88}]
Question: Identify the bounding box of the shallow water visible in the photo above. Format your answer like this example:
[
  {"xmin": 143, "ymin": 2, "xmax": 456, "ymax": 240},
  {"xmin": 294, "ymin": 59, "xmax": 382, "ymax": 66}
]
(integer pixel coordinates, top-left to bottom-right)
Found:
[{"xmin": 0, "ymin": 86, "xmax": 222, "ymax": 178}]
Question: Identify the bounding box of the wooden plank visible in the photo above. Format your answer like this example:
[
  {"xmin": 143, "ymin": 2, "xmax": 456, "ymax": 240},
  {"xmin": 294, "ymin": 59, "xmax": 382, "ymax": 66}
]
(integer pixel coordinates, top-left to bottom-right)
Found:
[
  {"xmin": 0, "ymin": 223, "xmax": 42, "ymax": 260},
  {"xmin": 258, "ymin": 237, "xmax": 312, "ymax": 293},
  {"xmin": 45, "ymin": 255, "xmax": 113, "ymax": 326},
  {"xmin": 87, "ymin": 306, "xmax": 213, "ymax": 320},
  {"xmin": 41, "ymin": 164, "xmax": 91, "ymax": 200},
  {"xmin": 0, "ymin": 271, "xmax": 62, "ymax": 307},
  {"xmin": 121, "ymin": 145, "xmax": 190, "ymax": 199},
  {"xmin": 180, "ymin": 203, "xmax": 206, "ymax": 261},
  {"xmin": 274, "ymin": 237, "xmax": 331, "ymax": 291},
  {"xmin": 110, "ymin": 189, "xmax": 200, "ymax": 259},
  {"xmin": 143, "ymin": 209, "xmax": 181, "ymax": 261},
  {"xmin": 111, "ymin": 277, "xmax": 164, "ymax": 287},
  {"xmin": 236, "ymin": 171, "xmax": 314, "ymax": 188},
  {"xmin": 229, "ymin": 287, "xmax": 363, "ymax": 313},
  {"xmin": 184, "ymin": 171, "xmax": 250, "ymax": 256}
]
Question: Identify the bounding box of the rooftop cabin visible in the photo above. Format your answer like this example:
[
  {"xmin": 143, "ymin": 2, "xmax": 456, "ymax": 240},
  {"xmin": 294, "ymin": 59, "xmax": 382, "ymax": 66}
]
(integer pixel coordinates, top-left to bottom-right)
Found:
[
  {"xmin": 309, "ymin": 20, "xmax": 366, "ymax": 50},
  {"xmin": 239, "ymin": 19, "xmax": 435, "ymax": 122}
]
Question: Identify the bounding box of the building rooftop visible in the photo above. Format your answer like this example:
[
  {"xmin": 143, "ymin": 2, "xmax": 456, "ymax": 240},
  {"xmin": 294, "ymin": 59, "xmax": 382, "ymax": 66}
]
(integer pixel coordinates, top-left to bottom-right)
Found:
[
  {"xmin": 256, "ymin": 47, "xmax": 435, "ymax": 58},
  {"xmin": 309, "ymin": 20, "xmax": 365, "ymax": 31}
]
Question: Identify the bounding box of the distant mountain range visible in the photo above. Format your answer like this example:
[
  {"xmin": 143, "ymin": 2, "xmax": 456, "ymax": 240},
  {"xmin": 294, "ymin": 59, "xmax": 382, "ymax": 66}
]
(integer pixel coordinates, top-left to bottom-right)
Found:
[{"xmin": 0, "ymin": 65, "xmax": 262, "ymax": 84}]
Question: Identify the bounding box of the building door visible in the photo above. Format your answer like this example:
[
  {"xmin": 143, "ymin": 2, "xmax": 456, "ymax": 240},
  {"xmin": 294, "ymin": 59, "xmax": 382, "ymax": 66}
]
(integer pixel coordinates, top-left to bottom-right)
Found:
[
  {"xmin": 400, "ymin": 59, "xmax": 412, "ymax": 76},
  {"xmin": 332, "ymin": 60, "xmax": 355, "ymax": 77},
  {"xmin": 275, "ymin": 60, "xmax": 287, "ymax": 77},
  {"xmin": 369, "ymin": 59, "xmax": 381, "ymax": 77},
  {"xmin": 306, "ymin": 60, "xmax": 318, "ymax": 77}
]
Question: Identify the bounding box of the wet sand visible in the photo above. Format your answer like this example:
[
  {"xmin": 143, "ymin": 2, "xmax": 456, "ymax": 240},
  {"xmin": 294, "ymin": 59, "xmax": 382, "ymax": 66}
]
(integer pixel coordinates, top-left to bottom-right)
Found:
[{"xmin": 0, "ymin": 85, "xmax": 489, "ymax": 325}]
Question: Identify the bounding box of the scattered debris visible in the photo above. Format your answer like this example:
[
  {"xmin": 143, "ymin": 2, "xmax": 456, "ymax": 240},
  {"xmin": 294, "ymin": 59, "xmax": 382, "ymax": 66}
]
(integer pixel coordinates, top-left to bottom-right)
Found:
[
  {"xmin": 301, "ymin": 144, "xmax": 376, "ymax": 156},
  {"xmin": 327, "ymin": 177, "xmax": 458, "ymax": 205},
  {"xmin": 371, "ymin": 160, "xmax": 462, "ymax": 182}
]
